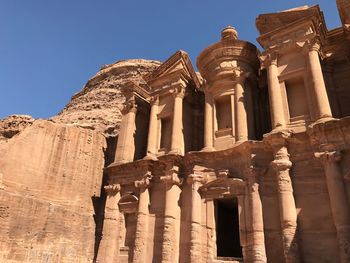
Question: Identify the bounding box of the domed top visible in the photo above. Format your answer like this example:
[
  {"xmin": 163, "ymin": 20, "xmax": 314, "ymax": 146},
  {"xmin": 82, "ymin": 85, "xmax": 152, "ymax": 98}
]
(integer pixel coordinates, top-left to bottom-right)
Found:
[{"xmin": 221, "ymin": 26, "xmax": 238, "ymax": 41}]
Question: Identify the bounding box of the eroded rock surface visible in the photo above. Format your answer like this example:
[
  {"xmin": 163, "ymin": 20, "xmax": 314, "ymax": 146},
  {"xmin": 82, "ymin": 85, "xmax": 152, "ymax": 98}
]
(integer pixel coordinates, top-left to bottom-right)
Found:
[
  {"xmin": 0, "ymin": 115, "xmax": 34, "ymax": 142},
  {"xmin": 52, "ymin": 59, "xmax": 161, "ymax": 137},
  {"xmin": 0, "ymin": 120, "xmax": 106, "ymax": 262}
]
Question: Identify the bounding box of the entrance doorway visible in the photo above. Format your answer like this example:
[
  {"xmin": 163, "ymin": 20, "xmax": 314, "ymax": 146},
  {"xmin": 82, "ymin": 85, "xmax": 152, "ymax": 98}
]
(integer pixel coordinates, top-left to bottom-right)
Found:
[{"xmin": 214, "ymin": 197, "xmax": 242, "ymax": 258}]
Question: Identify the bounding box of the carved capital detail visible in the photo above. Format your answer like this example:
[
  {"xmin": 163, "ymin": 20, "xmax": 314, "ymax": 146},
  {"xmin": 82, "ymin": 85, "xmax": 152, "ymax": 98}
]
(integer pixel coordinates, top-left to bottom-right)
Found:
[
  {"xmin": 121, "ymin": 97, "xmax": 137, "ymax": 114},
  {"xmin": 134, "ymin": 173, "xmax": 152, "ymax": 189},
  {"xmin": 160, "ymin": 171, "xmax": 182, "ymax": 186},
  {"xmin": 244, "ymin": 166, "xmax": 267, "ymax": 178},
  {"xmin": 305, "ymin": 37, "xmax": 321, "ymax": 53},
  {"xmin": 171, "ymin": 85, "xmax": 185, "ymax": 99},
  {"xmin": 187, "ymin": 173, "xmax": 208, "ymax": 186},
  {"xmin": 150, "ymin": 95, "xmax": 159, "ymax": 106},
  {"xmin": 314, "ymin": 150, "xmax": 342, "ymax": 165},
  {"xmin": 271, "ymin": 159, "xmax": 292, "ymax": 171},
  {"xmin": 259, "ymin": 51, "xmax": 278, "ymax": 68},
  {"xmin": 104, "ymin": 184, "xmax": 121, "ymax": 195}
]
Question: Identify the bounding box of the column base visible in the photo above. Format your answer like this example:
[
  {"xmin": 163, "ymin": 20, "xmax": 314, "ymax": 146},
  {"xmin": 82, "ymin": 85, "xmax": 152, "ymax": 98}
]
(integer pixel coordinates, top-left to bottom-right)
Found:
[
  {"xmin": 201, "ymin": 146, "xmax": 215, "ymax": 152},
  {"xmin": 169, "ymin": 149, "xmax": 183, "ymax": 155},
  {"xmin": 308, "ymin": 117, "xmax": 336, "ymax": 129},
  {"xmin": 143, "ymin": 153, "xmax": 158, "ymax": 161},
  {"xmin": 110, "ymin": 159, "xmax": 129, "ymax": 166}
]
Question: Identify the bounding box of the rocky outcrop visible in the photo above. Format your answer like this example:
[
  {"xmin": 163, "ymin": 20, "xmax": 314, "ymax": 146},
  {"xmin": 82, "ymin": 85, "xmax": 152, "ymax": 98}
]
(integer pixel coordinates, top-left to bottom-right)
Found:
[
  {"xmin": 0, "ymin": 115, "xmax": 34, "ymax": 142},
  {"xmin": 52, "ymin": 59, "xmax": 161, "ymax": 137},
  {"xmin": 0, "ymin": 120, "xmax": 106, "ymax": 262},
  {"xmin": 0, "ymin": 58, "xmax": 162, "ymax": 262}
]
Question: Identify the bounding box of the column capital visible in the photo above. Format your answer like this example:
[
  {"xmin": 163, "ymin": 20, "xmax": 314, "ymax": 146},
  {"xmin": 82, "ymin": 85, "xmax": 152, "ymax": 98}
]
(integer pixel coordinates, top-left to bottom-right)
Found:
[
  {"xmin": 134, "ymin": 173, "xmax": 152, "ymax": 190},
  {"xmin": 264, "ymin": 130, "xmax": 291, "ymax": 149},
  {"xmin": 149, "ymin": 95, "xmax": 159, "ymax": 106},
  {"xmin": 314, "ymin": 150, "xmax": 342, "ymax": 165},
  {"xmin": 160, "ymin": 170, "xmax": 183, "ymax": 186},
  {"xmin": 243, "ymin": 166, "xmax": 266, "ymax": 193},
  {"xmin": 271, "ymin": 159, "xmax": 292, "ymax": 171},
  {"xmin": 104, "ymin": 183, "xmax": 121, "ymax": 195},
  {"xmin": 259, "ymin": 51, "xmax": 278, "ymax": 68},
  {"xmin": 232, "ymin": 68, "xmax": 247, "ymax": 83},
  {"xmin": 187, "ymin": 173, "xmax": 208, "ymax": 185},
  {"xmin": 304, "ymin": 37, "xmax": 321, "ymax": 53},
  {"xmin": 244, "ymin": 165, "xmax": 267, "ymax": 178},
  {"xmin": 171, "ymin": 85, "xmax": 185, "ymax": 99},
  {"xmin": 121, "ymin": 97, "xmax": 137, "ymax": 114}
]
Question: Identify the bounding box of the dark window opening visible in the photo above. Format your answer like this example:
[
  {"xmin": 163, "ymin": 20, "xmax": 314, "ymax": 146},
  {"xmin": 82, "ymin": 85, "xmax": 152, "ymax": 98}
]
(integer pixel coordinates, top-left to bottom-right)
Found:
[
  {"xmin": 133, "ymin": 100, "xmax": 150, "ymax": 161},
  {"xmin": 215, "ymin": 96, "xmax": 232, "ymax": 130},
  {"xmin": 285, "ymin": 77, "xmax": 309, "ymax": 120},
  {"xmin": 160, "ymin": 117, "xmax": 171, "ymax": 150},
  {"xmin": 214, "ymin": 197, "xmax": 242, "ymax": 259}
]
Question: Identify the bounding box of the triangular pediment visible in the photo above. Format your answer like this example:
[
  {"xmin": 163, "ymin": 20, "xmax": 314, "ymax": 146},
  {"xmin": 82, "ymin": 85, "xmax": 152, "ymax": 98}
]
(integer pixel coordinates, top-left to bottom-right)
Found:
[
  {"xmin": 145, "ymin": 50, "xmax": 201, "ymax": 90},
  {"xmin": 256, "ymin": 5, "xmax": 325, "ymax": 35}
]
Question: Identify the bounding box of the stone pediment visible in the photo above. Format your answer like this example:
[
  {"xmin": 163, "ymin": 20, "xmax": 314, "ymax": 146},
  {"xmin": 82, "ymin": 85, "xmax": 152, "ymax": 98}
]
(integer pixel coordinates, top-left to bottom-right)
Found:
[
  {"xmin": 144, "ymin": 50, "xmax": 201, "ymax": 91},
  {"xmin": 256, "ymin": 5, "xmax": 325, "ymax": 36}
]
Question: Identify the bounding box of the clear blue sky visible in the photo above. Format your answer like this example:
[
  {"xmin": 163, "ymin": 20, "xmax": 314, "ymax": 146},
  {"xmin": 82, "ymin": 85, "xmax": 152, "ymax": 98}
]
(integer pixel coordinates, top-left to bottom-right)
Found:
[{"xmin": 0, "ymin": 1, "xmax": 341, "ymax": 119}]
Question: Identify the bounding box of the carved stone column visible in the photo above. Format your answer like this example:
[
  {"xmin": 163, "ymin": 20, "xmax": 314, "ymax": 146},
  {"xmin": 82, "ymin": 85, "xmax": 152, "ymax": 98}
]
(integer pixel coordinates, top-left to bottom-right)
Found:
[
  {"xmin": 267, "ymin": 132, "xmax": 300, "ymax": 263},
  {"xmin": 170, "ymin": 87, "xmax": 185, "ymax": 155},
  {"xmin": 263, "ymin": 52, "xmax": 285, "ymax": 129},
  {"xmin": 235, "ymin": 73, "xmax": 248, "ymax": 142},
  {"xmin": 203, "ymin": 88, "xmax": 214, "ymax": 151},
  {"xmin": 115, "ymin": 98, "xmax": 137, "ymax": 163},
  {"xmin": 230, "ymin": 93, "xmax": 236, "ymax": 139},
  {"xmin": 131, "ymin": 173, "xmax": 152, "ymax": 263},
  {"xmin": 187, "ymin": 173, "xmax": 207, "ymax": 262},
  {"xmin": 314, "ymin": 150, "xmax": 350, "ymax": 263},
  {"xmin": 145, "ymin": 96, "xmax": 159, "ymax": 159},
  {"xmin": 160, "ymin": 168, "xmax": 182, "ymax": 263},
  {"xmin": 242, "ymin": 166, "xmax": 267, "ymax": 263},
  {"xmin": 96, "ymin": 184, "xmax": 121, "ymax": 263},
  {"xmin": 305, "ymin": 39, "xmax": 333, "ymax": 120}
]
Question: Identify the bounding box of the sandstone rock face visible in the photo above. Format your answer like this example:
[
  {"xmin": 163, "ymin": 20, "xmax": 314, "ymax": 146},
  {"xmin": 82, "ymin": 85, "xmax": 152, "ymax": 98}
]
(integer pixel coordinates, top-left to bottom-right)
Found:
[
  {"xmin": 0, "ymin": 120, "xmax": 106, "ymax": 262},
  {"xmin": 52, "ymin": 59, "xmax": 161, "ymax": 137},
  {"xmin": 0, "ymin": 115, "xmax": 34, "ymax": 142}
]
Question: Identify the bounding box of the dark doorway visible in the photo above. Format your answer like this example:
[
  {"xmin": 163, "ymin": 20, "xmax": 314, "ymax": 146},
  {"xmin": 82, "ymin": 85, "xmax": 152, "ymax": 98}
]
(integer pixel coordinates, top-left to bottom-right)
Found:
[{"xmin": 214, "ymin": 197, "xmax": 242, "ymax": 258}]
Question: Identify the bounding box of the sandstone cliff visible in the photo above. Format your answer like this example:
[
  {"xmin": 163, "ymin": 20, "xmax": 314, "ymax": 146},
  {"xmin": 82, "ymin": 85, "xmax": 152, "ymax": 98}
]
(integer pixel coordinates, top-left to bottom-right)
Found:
[
  {"xmin": 0, "ymin": 59, "xmax": 161, "ymax": 262},
  {"xmin": 0, "ymin": 120, "xmax": 106, "ymax": 262},
  {"xmin": 52, "ymin": 59, "xmax": 161, "ymax": 137}
]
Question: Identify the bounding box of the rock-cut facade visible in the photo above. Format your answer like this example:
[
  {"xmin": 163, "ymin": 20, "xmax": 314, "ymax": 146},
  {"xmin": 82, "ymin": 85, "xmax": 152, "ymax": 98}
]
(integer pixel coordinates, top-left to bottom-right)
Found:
[
  {"xmin": 97, "ymin": 3, "xmax": 350, "ymax": 263},
  {"xmin": 1, "ymin": 2, "xmax": 350, "ymax": 263}
]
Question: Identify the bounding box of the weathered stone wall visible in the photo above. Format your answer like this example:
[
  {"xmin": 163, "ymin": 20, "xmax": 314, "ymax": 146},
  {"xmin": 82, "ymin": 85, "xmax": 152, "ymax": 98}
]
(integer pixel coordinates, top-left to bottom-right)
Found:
[{"xmin": 0, "ymin": 120, "xmax": 106, "ymax": 262}]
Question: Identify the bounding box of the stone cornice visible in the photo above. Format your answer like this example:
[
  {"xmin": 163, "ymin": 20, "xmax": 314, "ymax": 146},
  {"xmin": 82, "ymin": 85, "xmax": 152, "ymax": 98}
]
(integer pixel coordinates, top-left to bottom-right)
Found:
[
  {"xmin": 105, "ymin": 158, "xmax": 154, "ymax": 185},
  {"xmin": 307, "ymin": 117, "xmax": 350, "ymax": 150}
]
